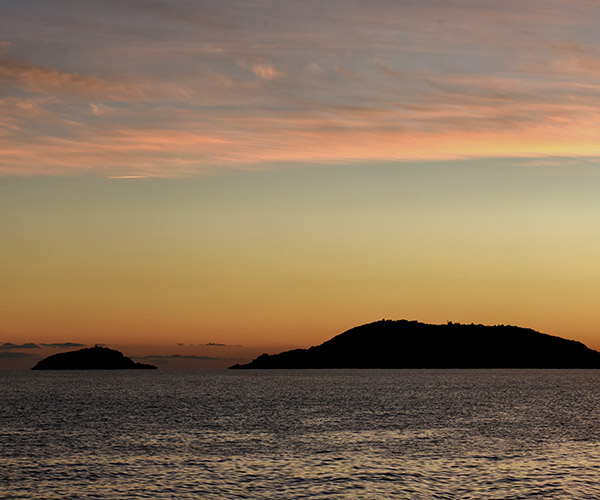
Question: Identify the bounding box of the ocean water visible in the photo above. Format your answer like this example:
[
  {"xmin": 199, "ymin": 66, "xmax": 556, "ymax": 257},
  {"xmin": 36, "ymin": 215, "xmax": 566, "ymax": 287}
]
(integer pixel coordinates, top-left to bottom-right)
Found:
[{"xmin": 2, "ymin": 370, "xmax": 600, "ymax": 499}]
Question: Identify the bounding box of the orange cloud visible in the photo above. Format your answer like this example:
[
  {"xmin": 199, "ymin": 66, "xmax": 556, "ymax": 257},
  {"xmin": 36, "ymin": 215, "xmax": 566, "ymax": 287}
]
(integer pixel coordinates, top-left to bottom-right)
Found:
[
  {"xmin": 252, "ymin": 63, "xmax": 283, "ymax": 81},
  {"xmin": 2, "ymin": 1, "xmax": 600, "ymax": 176},
  {"xmin": 2, "ymin": 111, "xmax": 598, "ymax": 177},
  {"xmin": 0, "ymin": 60, "xmax": 142, "ymax": 99}
]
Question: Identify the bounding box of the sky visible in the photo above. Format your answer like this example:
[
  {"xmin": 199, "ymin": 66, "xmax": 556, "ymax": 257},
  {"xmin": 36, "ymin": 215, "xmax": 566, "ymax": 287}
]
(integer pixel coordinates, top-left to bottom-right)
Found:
[{"xmin": 2, "ymin": 0, "xmax": 600, "ymax": 369}]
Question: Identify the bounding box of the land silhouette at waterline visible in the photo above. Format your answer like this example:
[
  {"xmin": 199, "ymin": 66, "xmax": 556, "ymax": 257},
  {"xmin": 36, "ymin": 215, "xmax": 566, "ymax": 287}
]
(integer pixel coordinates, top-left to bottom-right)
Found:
[
  {"xmin": 230, "ymin": 320, "xmax": 600, "ymax": 369},
  {"xmin": 32, "ymin": 346, "xmax": 157, "ymax": 370}
]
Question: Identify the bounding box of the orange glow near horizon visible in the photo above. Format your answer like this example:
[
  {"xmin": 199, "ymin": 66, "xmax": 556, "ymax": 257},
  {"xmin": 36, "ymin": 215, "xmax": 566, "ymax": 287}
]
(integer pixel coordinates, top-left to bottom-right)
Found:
[{"xmin": 3, "ymin": 160, "xmax": 600, "ymax": 362}]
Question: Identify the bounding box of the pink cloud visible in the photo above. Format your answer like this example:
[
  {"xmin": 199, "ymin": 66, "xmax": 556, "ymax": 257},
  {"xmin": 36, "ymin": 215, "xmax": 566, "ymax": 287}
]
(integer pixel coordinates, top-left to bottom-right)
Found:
[
  {"xmin": 1, "ymin": 0, "xmax": 600, "ymax": 176},
  {"xmin": 252, "ymin": 63, "xmax": 283, "ymax": 81},
  {"xmin": 0, "ymin": 60, "xmax": 142, "ymax": 99},
  {"xmin": 2, "ymin": 105, "xmax": 599, "ymax": 177}
]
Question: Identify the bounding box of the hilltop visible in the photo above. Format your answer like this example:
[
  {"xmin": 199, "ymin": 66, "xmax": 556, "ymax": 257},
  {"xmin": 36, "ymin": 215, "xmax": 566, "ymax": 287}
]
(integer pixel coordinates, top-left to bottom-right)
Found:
[{"xmin": 230, "ymin": 320, "xmax": 600, "ymax": 369}]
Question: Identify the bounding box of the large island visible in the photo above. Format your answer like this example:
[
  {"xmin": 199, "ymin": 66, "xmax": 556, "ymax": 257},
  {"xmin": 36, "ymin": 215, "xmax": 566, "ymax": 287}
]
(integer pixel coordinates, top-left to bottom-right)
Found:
[
  {"xmin": 230, "ymin": 319, "xmax": 600, "ymax": 369},
  {"xmin": 32, "ymin": 346, "xmax": 157, "ymax": 370}
]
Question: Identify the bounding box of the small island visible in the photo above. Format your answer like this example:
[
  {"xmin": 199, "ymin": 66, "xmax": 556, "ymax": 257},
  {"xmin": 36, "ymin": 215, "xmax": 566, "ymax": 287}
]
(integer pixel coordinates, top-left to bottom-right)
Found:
[
  {"xmin": 230, "ymin": 319, "xmax": 600, "ymax": 369},
  {"xmin": 32, "ymin": 346, "xmax": 157, "ymax": 370}
]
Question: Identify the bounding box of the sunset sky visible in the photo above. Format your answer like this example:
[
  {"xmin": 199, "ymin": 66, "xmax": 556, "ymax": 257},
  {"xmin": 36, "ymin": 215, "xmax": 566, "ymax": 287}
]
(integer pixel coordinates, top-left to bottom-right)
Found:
[{"xmin": 2, "ymin": 0, "xmax": 600, "ymax": 368}]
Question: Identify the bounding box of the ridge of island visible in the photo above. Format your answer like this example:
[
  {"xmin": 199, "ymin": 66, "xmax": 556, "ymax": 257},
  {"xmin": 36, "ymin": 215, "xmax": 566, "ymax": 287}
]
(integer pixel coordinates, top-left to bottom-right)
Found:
[
  {"xmin": 32, "ymin": 346, "xmax": 157, "ymax": 370},
  {"xmin": 229, "ymin": 319, "xmax": 600, "ymax": 369}
]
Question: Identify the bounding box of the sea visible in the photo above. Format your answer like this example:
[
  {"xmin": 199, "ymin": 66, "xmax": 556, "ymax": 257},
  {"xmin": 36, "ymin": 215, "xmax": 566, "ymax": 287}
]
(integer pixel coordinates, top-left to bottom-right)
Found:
[{"xmin": 2, "ymin": 369, "xmax": 600, "ymax": 499}]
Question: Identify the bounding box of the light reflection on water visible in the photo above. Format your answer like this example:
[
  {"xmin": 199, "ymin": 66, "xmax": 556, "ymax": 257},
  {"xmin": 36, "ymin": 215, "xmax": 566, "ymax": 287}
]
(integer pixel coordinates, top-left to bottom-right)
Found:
[{"xmin": 2, "ymin": 370, "xmax": 600, "ymax": 499}]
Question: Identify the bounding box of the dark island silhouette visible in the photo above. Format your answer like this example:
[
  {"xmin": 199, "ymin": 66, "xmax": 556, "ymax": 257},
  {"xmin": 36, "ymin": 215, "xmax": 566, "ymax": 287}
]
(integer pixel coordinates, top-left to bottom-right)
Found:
[
  {"xmin": 32, "ymin": 346, "xmax": 157, "ymax": 370},
  {"xmin": 230, "ymin": 319, "xmax": 600, "ymax": 369}
]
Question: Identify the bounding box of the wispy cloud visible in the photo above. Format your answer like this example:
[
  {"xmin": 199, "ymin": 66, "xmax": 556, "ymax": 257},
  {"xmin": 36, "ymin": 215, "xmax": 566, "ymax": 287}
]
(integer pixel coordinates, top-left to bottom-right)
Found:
[
  {"xmin": 252, "ymin": 63, "xmax": 283, "ymax": 81},
  {"xmin": 371, "ymin": 56, "xmax": 402, "ymax": 79},
  {"xmin": 192, "ymin": 342, "xmax": 242, "ymax": 347},
  {"xmin": 135, "ymin": 354, "xmax": 222, "ymax": 360},
  {"xmin": 0, "ymin": 60, "xmax": 142, "ymax": 99},
  {"xmin": 40, "ymin": 342, "xmax": 86, "ymax": 348},
  {"xmin": 108, "ymin": 175, "xmax": 151, "ymax": 179},
  {"xmin": 1, "ymin": 0, "xmax": 600, "ymax": 176}
]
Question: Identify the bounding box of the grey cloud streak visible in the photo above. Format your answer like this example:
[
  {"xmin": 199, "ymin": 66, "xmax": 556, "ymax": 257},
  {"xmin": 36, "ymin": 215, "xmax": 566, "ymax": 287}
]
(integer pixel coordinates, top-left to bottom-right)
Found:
[
  {"xmin": 1, "ymin": 342, "xmax": 40, "ymax": 349},
  {"xmin": 135, "ymin": 354, "xmax": 222, "ymax": 360},
  {"xmin": 41, "ymin": 342, "xmax": 87, "ymax": 348}
]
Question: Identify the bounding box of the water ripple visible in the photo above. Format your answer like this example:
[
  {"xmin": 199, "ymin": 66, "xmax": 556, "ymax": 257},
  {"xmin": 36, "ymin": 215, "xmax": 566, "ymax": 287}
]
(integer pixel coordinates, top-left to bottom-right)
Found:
[{"xmin": 2, "ymin": 370, "xmax": 600, "ymax": 499}]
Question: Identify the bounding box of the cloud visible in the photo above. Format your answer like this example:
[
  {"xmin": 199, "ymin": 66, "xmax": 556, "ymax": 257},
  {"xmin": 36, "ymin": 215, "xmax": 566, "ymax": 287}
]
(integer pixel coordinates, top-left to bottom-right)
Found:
[
  {"xmin": 2, "ymin": 0, "xmax": 600, "ymax": 176},
  {"xmin": 371, "ymin": 56, "xmax": 402, "ymax": 79},
  {"xmin": 548, "ymin": 43, "xmax": 600, "ymax": 79},
  {"xmin": 108, "ymin": 175, "xmax": 151, "ymax": 179},
  {"xmin": 90, "ymin": 103, "xmax": 109, "ymax": 116},
  {"xmin": 2, "ymin": 107, "xmax": 600, "ymax": 178},
  {"xmin": 2, "ymin": 74, "xmax": 600, "ymax": 177},
  {"xmin": 195, "ymin": 342, "xmax": 242, "ymax": 347},
  {"xmin": 135, "ymin": 354, "xmax": 221, "ymax": 360},
  {"xmin": 40, "ymin": 342, "xmax": 86, "ymax": 348},
  {"xmin": 0, "ymin": 60, "xmax": 142, "ymax": 99},
  {"xmin": 252, "ymin": 63, "xmax": 283, "ymax": 81},
  {"xmin": 306, "ymin": 62, "xmax": 325, "ymax": 76},
  {"xmin": 0, "ymin": 342, "xmax": 40, "ymax": 349},
  {"xmin": 0, "ymin": 96, "xmax": 50, "ymax": 131}
]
